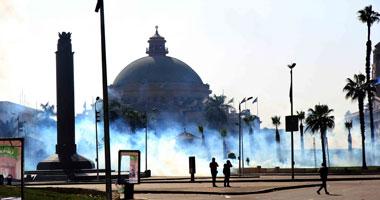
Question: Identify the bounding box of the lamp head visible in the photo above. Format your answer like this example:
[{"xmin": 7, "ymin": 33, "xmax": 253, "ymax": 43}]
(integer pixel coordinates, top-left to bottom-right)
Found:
[{"xmin": 287, "ymin": 63, "xmax": 296, "ymax": 69}]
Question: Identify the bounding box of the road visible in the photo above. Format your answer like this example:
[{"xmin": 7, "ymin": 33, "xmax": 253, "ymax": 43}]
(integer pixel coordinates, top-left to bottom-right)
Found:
[{"xmin": 133, "ymin": 180, "xmax": 380, "ymax": 200}]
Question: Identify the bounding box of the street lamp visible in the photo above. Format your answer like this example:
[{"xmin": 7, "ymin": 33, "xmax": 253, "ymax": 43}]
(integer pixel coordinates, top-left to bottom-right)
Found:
[
  {"xmin": 95, "ymin": 97, "xmax": 101, "ymax": 180},
  {"xmin": 95, "ymin": 1, "xmax": 112, "ymax": 198},
  {"xmin": 144, "ymin": 108, "xmax": 157, "ymax": 177},
  {"xmin": 288, "ymin": 62, "xmax": 296, "ymax": 180},
  {"xmin": 238, "ymin": 96, "xmax": 253, "ymax": 176}
]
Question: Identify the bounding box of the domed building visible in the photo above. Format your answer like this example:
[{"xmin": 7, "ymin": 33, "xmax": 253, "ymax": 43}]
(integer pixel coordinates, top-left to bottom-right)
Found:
[{"xmin": 109, "ymin": 27, "xmax": 211, "ymax": 125}]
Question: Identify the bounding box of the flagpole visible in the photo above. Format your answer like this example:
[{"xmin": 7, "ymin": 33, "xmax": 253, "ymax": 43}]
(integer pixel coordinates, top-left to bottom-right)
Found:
[{"xmin": 257, "ymin": 98, "xmax": 259, "ymax": 116}]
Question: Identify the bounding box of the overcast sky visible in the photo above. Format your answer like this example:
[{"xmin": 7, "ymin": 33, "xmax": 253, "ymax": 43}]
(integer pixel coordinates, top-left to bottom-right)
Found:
[{"xmin": 1, "ymin": 0, "xmax": 380, "ymax": 129}]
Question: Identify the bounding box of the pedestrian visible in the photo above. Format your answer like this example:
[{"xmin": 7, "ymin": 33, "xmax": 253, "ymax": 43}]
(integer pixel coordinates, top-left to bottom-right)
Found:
[
  {"xmin": 209, "ymin": 157, "xmax": 219, "ymax": 187},
  {"xmin": 223, "ymin": 160, "xmax": 233, "ymax": 187},
  {"xmin": 6, "ymin": 174, "xmax": 12, "ymax": 186},
  {"xmin": 0, "ymin": 174, "xmax": 3, "ymax": 185},
  {"xmin": 317, "ymin": 163, "xmax": 329, "ymax": 195}
]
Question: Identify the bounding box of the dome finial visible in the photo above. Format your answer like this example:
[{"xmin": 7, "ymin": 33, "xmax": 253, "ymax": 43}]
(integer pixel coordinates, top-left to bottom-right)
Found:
[{"xmin": 155, "ymin": 25, "xmax": 159, "ymax": 34}]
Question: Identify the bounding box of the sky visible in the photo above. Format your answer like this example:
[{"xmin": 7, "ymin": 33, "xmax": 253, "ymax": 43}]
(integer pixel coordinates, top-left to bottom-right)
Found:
[{"xmin": 1, "ymin": 0, "xmax": 380, "ymax": 130}]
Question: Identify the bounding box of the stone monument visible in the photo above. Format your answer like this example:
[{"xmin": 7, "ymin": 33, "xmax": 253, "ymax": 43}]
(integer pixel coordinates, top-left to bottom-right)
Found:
[{"xmin": 37, "ymin": 32, "xmax": 94, "ymax": 170}]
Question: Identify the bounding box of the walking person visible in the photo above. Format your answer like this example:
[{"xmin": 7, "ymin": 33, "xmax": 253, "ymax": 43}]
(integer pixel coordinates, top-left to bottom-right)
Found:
[
  {"xmin": 223, "ymin": 160, "xmax": 233, "ymax": 187},
  {"xmin": 209, "ymin": 157, "xmax": 219, "ymax": 187},
  {"xmin": 317, "ymin": 163, "xmax": 329, "ymax": 195}
]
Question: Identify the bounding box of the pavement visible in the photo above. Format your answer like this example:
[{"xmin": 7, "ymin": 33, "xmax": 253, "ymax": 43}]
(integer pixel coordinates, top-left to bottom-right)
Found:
[{"xmin": 25, "ymin": 174, "xmax": 380, "ymax": 199}]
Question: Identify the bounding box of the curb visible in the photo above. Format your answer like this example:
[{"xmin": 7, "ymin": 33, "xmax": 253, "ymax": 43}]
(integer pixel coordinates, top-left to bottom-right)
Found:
[
  {"xmin": 134, "ymin": 184, "xmax": 321, "ymax": 195},
  {"xmin": 24, "ymin": 176, "xmax": 380, "ymax": 186}
]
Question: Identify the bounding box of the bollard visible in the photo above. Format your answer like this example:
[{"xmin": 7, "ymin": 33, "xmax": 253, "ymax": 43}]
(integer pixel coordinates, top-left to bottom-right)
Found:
[
  {"xmin": 189, "ymin": 156, "xmax": 196, "ymax": 182},
  {"xmin": 124, "ymin": 183, "xmax": 134, "ymax": 200}
]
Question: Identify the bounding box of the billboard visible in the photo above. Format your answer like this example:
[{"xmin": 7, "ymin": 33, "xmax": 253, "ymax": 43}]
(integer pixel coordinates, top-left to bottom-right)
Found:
[
  {"xmin": 118, "ymin": 150, "xmax": 140, "ymax": 184},
  {"xmin": 0, "ymin": 139, "xmax": 23, "ymax": 181}
]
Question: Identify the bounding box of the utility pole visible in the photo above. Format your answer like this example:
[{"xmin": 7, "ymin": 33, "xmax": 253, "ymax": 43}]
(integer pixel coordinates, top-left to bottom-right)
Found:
[
  {"xmin": 288, "ymin": 63, "xmax": 296, "ymax": 180},
  {"xmin": 95, "ymin": 97, "xmax": 100, "ymax": 180},
  {"xmin": 95, "ymin": 1, "xmax": 112, "ymax": 199}
]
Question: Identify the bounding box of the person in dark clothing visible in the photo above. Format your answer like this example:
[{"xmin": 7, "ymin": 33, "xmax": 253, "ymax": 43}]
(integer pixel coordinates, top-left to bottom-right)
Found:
[
  {"xmin": 0, "ymin": 174, "xmax": 3, "ymax": 185},
  {"xmin": 223, "ymin": 160, "xmax": 233, "ymax": 187},
  {"xmin": 6, "ymin": 174, "xmax": 12, "ymax": 185},
  {"xmin": 317, "ymin": 163, "xmax": 329, "ymax": 195},
  {"xmin": 209, "ymin": 157, "xmax": 219, "ymax": 187}
]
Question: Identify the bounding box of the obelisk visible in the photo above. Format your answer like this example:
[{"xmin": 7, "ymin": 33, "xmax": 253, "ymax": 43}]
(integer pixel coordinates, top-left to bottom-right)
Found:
[{"xmin": 37, "ymin": 32, "xmax": 94, "ymax": 170}]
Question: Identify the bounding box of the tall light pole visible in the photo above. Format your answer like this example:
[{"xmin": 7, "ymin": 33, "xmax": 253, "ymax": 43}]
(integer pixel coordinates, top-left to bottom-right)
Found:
[
  {"xmin": 288, "ymin": 63, "xmax": 296, "ymax": 180},
  {"xmin": 238, "ymin": 96, "xmax": 252, "ymax": 176},
  {"xmin": 95, "ymin": 97, "xmax": 100, "ymax": 180},
  {"xmin": 144, "ymin": 108, "xmax": 156, "ymax": 176},
  {"xmin": 95, "ymin": 1, "xmax": 112, "ymax": 198}
]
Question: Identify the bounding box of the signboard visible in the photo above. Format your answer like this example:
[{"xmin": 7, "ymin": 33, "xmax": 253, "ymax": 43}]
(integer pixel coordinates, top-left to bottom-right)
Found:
[
  {"xmin": 0, "ymin": 138, "xmax": 24, "ymax": 198},
  {"xmin": 285, "ymin": 115, "xmax": 299, "ymax": 132},
  {"xmin": 118, "ymin": 150, "xmax": 140, "ymax": 184}
]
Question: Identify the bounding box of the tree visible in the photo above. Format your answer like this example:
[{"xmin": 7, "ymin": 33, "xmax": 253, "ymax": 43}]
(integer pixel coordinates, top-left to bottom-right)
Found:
[
  {"xmin": 358, "ymin": 5, "xmax": 380, "ymax": 147},
  {"xmin": 39, "ymin": 102, "xmax": 56, "ymax": 119},
  {"xmin": 197, "ymin": 124, "xmax": 205, "ymax": 142},
  {"xmin": 305, "ymin": 104, "xmax": 335, "ymax": 167},
  {"xmin": 204, "ymin": 94, "xmax": 232, "ymax": 130},
  {"xmin": 109, "ymin": 100, "xmax": 145, "ymax": 133},
  {"xmin": 297, "ymin": 111, "xmax": 305, "ymax": 157},
  {"xmin": 271, "ymin": 116, "xmax": 281, "ymax": 143},
  {"xmin": 0, "ymin": 118, "xmax": 17, "ymax": 137},
  {"xmin": 343, "ymin": 73, "xmax": 374, "ymax": 169},
  {"xmin": 345, "ymin": 120, "xmax": 353, "ymax": 151},
  {"xmin": 242, "ymin": 115, "xmax": 257, "ymax": 136},
  {"xmin": 219, "ymin": 129, "xmax": 228, "ymax": 159},
  {"xmin": 271, "ymin": 116, "xmax": 281, "ymax": 162},
  {"xmin": 242, "ymin": 114, "xmax": 258, "ymax": 156},
  {"xmin": 228, "ymin": 152, "xmax": 236, "ymax": 159}
]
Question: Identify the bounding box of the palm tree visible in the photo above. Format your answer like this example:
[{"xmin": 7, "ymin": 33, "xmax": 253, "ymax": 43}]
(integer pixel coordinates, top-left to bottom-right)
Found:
[
  {"xmin": 271, "ymin": 116, "xmax": 281, "ymax": 162},
  {"xmin": 345, "ymin": 120, "xmax": 353, "ymax": 151},
  {"xmin": 297, "ymin": 111, "xmax": 305, "ymax": 157},
  {"xmin": 343, "ymin": 73, "xmax": 374, "ymax": 169},
  {"xmin": 39, "ymin": 102, "xmax": 56, "ymax": 119},
  {"xmin": 204, "ymin": 94, "xmax": 232, "ymax": 130},
  {"xmin": 197, "ymin": 124, "xmax": 205, "ymax": 143},
  {"xmin": 243, "ymin": 115, "xmax": 257, "ymax": 135},
  {"xmin": 242, "ymin": 114, "xmax": 257, "ymax": 156},
  {"xmin": 219, "ymin": 129, "xmax": 228, "ymax": 159},
  {"xmin": 358, "ymin": 5, "xmax": 380, "ymax": 146},
  {"xmin": 305, "ymin": 104, "xmax": 335, "ymax": 166},
  {"xmin": 271, "ymin": 116, "xmax": 281, "ymax": 143}
]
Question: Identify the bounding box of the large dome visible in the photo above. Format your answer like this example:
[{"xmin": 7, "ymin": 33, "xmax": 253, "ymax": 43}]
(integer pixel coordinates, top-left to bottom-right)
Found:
[{"xmin": 113, "ymin": 55, "xmax": 204, "ymax": 86}]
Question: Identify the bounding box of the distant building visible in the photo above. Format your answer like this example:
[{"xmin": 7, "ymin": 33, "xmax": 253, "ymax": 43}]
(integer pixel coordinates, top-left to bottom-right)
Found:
[
  {"xmin": 109, "ymin": 27, "xmax": 211, "ymax": 125},
  {"xmin": 0, "ymin": 101, "xmax": 39, "ymax": 137},
  {"xmin": 176, "ymin": 128, "xmax": 201, "ymax": 144}
]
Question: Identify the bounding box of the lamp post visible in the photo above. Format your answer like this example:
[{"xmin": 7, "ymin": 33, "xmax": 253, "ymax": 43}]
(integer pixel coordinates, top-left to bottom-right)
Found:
[
  {"xmin": 95, "ymin": 97, "xmax": 100, "ymax": 180},
  {"xmin": 144, "ymin": 108, "xmax": 157, "ymax": 177},
  {"xmin": 95, "ymin": 1, "xmax": 112, "ymax": 198},
  {"xmin": 238, "ymin": 96, "xmax": 253, "ymax": 176},
  {"xmin": 288, "ymin": 62, "xmax": 296, "ymax": 180}
]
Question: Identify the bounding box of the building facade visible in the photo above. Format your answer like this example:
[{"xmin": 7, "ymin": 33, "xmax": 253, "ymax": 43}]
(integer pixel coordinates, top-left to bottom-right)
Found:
[{"xmin": 109, "ymin": 28, "xmax": 212, "ymax": 125}]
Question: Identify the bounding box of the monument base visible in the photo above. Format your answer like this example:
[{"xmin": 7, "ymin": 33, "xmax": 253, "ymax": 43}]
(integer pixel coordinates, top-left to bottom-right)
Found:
[{"xmin": 37, "ymin": 153, "xmax": 95, "ymax": 170}]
